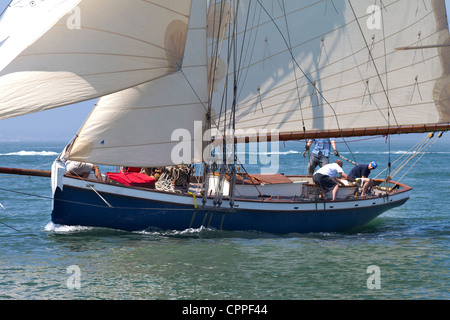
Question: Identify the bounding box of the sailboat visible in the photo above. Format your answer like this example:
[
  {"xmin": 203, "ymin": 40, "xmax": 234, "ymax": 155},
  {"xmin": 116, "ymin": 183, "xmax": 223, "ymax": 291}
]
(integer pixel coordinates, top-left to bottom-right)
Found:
[{"xmin": 0, "ymin": 0, "xmax": 449, "ymax": 234}]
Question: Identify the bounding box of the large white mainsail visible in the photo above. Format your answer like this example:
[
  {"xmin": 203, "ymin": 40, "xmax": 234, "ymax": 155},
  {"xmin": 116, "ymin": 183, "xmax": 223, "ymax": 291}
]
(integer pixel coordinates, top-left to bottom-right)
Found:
[
  {"xmin": 209, "ymin": 0, "xmax": 450, "ymax": 140},
  {"xmin": 0, "ymin": 0, "xmax": 192, "ymax": 119},
  {"xmin": 68, "ymin": 0, "xmax": 208, "ymax": 167}
]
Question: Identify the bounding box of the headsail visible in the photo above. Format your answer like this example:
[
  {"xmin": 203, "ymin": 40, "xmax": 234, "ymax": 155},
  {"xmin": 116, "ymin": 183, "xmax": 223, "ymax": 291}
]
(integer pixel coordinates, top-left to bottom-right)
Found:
[
  {"xmin": 0, "ymin": 0, "xmax": 192, "ymax": 119},
  {"xmin": 208, "ymin": 0, "xmax": 450, "ymax": 140},
  {"xmin": 0, "ymin": 0, "xmax": 82, "ymax": 72},
  {"xmin": 67, "ymin": 0, "xmax": 208, "ymax": 167}
]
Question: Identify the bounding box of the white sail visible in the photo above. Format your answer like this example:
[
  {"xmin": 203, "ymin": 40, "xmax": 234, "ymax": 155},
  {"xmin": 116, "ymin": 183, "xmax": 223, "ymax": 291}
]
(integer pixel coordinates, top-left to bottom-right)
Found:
[
  {"xmin": 68, "ymin": 0, "xmax": 208, "ymax": 167},
  {"xmin": 0, "ymin": 0, "xmax": 192, "ymax": 119},
  {"xmin": 0, "ymin": 0, "xmax": 82, "ymax": 72},
  {"xmin": 208, "ymin": 0, "xmax": 450, "ymax": 139}
]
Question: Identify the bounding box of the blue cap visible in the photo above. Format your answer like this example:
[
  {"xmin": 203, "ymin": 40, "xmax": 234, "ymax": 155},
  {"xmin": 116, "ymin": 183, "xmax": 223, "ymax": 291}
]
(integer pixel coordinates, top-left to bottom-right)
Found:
[{"xmin": 370, "ymin": 161, "xmax": 377, "ymax": 169}]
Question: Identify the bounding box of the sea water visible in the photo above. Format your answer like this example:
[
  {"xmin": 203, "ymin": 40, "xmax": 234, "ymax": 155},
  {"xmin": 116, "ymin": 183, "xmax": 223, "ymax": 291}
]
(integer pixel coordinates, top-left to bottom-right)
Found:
[{"xmin": 0, "ymin": 134, "xmax": 448, "ymax": 301}]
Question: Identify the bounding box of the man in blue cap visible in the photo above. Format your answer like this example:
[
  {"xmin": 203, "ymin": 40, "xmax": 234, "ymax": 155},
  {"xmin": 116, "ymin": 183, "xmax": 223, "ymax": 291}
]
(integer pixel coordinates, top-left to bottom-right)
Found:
[{"xmin": 348, "ymin": 162, "xmax": 377, "ymax": 197}]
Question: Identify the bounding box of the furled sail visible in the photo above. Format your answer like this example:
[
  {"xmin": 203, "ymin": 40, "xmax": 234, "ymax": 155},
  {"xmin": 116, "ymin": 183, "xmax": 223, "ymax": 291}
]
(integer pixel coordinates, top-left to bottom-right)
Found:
[
  {"xmin": 0, "ymin": 0, "xmax": 192, "ymax": 119},
  {"xmin": 67, "ymin": 0, "xmax": 208, "ymax": 167},
  {"xmin": 208, "ymin": 0, "xmax": 450, "ymax": 140}
]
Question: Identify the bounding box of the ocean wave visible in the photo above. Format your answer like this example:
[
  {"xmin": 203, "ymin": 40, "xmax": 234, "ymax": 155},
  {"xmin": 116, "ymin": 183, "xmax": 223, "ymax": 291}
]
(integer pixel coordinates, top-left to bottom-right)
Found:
[
  {"xmin": 271, "ymin": 150, "xmax": 301, "ymax": 155},
  {"xmin": 0, "ymin": 150, "xmax": 58, "ymax": 156},
  {"xmin": 237, "ymin": 150, "xmax": 301, "ymax": 156}
]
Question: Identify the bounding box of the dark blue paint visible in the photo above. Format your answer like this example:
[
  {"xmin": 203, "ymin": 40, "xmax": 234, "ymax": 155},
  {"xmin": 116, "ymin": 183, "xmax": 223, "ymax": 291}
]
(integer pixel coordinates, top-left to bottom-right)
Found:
[{"xmin": 52, "ymin": 186, "xmax": 408, "ymax": 234}]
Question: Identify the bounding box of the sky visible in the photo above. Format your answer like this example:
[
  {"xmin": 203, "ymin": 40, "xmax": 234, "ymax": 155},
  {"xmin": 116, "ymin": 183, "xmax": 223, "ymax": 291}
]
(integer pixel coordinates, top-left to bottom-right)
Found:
[{"xmin": 0, "ymin": 0, "xmax": 449, "ymax": 142}]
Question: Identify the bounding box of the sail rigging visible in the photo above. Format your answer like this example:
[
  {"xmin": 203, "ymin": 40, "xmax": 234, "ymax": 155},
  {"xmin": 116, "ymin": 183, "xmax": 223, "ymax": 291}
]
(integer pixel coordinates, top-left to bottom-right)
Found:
[
  {"xmin": 209, "ymin": 0, "xmax": 450, "ymax": 141},
  {"xmin": 0, "ymin": 0, "xmax": 448, "ymax": 167}
]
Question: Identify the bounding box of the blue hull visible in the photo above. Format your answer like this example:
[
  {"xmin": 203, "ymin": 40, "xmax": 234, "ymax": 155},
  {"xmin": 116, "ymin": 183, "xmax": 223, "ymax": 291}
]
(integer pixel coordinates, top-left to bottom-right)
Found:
[{"xmin": 51, "ymin": 185, "xmax": 408, "ymax": 234}]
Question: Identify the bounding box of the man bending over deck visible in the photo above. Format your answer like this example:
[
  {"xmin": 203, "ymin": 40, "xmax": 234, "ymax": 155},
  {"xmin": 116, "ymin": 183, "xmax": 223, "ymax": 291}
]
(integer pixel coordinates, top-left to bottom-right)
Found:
[
  {"xmin": 348, "ymin": 162, "xmax": 377, "ymax": 197},
  {"xmin": 60, "ymin": 143, "xmax": 103, "ymax": 182},
  {"xmin": 65, "ymin": 160, "xmax": 103, "ymax": 181},
  {"xmin": 312, "ymin": 160, "xmax": 354, "ymax": 201}
]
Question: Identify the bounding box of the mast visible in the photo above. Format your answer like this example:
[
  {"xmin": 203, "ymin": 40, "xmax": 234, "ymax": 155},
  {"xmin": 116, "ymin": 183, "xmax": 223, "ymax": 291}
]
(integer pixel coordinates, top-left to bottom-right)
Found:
[{"xmin": 228, "ymin": 0, "xmax": 238, "ymax": 209}]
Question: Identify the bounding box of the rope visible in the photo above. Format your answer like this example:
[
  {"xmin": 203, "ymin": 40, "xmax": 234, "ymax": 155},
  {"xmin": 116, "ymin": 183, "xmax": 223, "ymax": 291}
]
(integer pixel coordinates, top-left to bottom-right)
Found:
[
  {"xmin": 68, "ymin": 169, "xmax": 113, "ymax": 208},
  {"xmin": 155, "ymin": 170, "xmax": 175, "ymax": 192},
  {"xmin": 155, "ymin": 166, "xmax": 192, "ymax": 192},
  {"xmin": 0, "ymin": 220, "xmax": 22, "ymax": 233},
  {"xmin": 0, "ymin": 197, "xmax": 22, "ymax": 232},
  {"xmin": 187, "ymin": 191, "xmax": 198, "ymax": 208},
  {"xmin": 394, "ymin": 138, "xmax": 439, "ymax": 183},
  {"xmin": 374, "ymin": 132, "xmax": 444, "ymax": 186},
  {"xmin": 236, "ymin": 159, "xmax": 264, "ymax": 198},
  {"xmin": 338, "ymin": 154, "xmax": 358, "ymax": 166},
  {"xmin": 0, "ymin": 185, "xmax": 197, "ymax": 212},
  {"xmin": 374, "ymin": 134, "xmax": 428, "ymax": 179},
  {"xmin": 391, "ymin": 133, "xmax": 443, "ymax": 185}
]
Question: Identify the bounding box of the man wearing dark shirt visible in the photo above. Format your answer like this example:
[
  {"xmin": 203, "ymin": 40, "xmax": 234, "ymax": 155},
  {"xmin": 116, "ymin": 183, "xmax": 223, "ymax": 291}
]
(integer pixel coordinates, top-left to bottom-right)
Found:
[{"xmin": 348, "ymin": 162, "xmax": 377, "ymax": 196}]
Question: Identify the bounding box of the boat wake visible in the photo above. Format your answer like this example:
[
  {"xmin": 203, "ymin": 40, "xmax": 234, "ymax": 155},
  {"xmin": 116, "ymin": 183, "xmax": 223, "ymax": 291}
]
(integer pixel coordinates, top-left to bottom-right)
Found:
[
  {"xmin": 44, "ymin": 221, "xmax": 212, "ymax": 236},
  {"xmin": 44, "ymin": 222, "xmax": 92, "ymax": 233},
  {"xmin": 43, "ymin": 222, "xmax": 273, "ymax": 239},
  {"xmin": 138, "ymin": 226, "xmax": 210, "ymax": 237}
]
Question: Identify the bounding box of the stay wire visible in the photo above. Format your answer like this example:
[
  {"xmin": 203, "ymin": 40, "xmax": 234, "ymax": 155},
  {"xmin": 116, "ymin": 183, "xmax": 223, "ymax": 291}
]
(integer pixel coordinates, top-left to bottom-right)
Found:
[
  {"xmin": 374, "ymin": 133, "xmax": 442, "ymax": 184},
  {"xmin": 373, "ymin": 134, "xmax": 428, "ymax": 179},
  {"xmin": 0, "ymin": 219, "xmax": 22, "ymax": 233},
  {"xmin": 392, "ymin": 134, "xmax": 442, "ymax": 186},
  {"xmin": 392, "ymin": 135, "xmax": 440, "ymax": 179}
]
